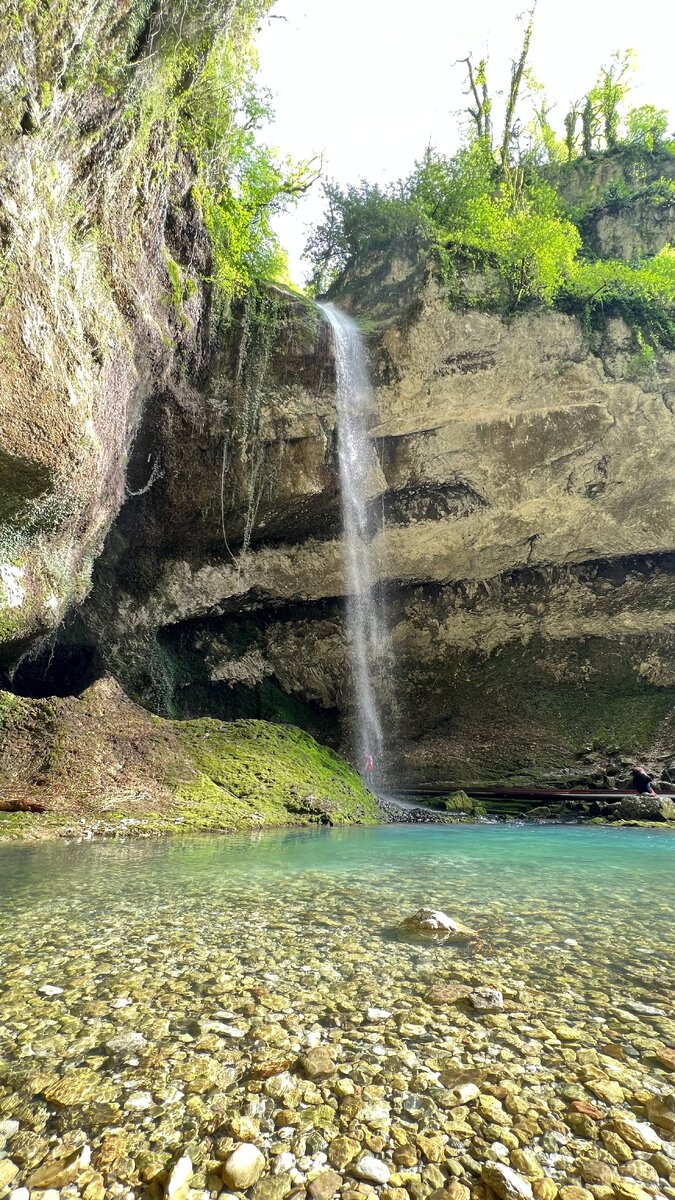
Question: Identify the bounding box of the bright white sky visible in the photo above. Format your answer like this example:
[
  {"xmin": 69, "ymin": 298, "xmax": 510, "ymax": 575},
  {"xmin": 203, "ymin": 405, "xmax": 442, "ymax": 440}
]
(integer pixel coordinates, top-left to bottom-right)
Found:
[{"xmin": 257, "ymin": 0, "xmax": 675, "ymax": 283}]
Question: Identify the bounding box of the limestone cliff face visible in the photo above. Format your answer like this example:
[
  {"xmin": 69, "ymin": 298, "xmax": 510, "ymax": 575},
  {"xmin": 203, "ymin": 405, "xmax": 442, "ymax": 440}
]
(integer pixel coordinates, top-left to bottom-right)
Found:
[
  {"xmin": 0, "ymin": 0, "xmax": 240, "ymax": 653},
  {"xmin": 29, "ymin": 254, "xmax": 673, "ymax": 789},
  {"xmin": 4, "ymin": 112, "xmax": 675, "ymax": 789}
]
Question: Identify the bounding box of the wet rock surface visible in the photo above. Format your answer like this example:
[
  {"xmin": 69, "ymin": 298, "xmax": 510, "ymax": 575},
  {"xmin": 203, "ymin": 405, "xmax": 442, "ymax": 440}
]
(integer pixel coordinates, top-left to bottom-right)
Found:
[{"xmin": 0, "ymin": 826, "xmax": 673, "ymax": 1200}]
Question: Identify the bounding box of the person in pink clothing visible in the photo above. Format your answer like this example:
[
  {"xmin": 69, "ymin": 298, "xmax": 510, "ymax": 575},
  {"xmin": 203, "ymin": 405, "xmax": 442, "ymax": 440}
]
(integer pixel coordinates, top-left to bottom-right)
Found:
[{"xmin": 363, "ymin": 753, "xmax": 374, "ymax": 789}]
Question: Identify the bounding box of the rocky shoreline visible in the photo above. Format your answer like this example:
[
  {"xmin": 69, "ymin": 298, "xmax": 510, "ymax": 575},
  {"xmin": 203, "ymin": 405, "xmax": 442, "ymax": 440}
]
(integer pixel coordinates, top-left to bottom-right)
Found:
[
  {"xmin": 2, "ymin": 796, "xmax": 675, "ymax": 845},
  {"xmin": 376, "ymin": 798, "xmax": 675, "ymax": 830}
]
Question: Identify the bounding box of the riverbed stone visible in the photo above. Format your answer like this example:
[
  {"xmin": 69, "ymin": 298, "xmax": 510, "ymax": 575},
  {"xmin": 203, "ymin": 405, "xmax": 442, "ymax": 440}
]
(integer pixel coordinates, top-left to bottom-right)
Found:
[
  {"xmin": 558, "ymin": 1188, "xmax": 594, "ymax": 1200},
  {"xmin": 354, "ymin": 1156, "xmax": 391, "ymax": 1185},
  {"xmin": 645, "ymin": 1098, "xmax": 675, "ymax": 1136},
  {"xmin": 470, "ymin": 990, "xmax": 504, "ymax": 1013},
  {"xmin": 650, "ymin": 1153, "xmax": 674, "ymax": 1179},
  {"xmin": 532, "ymin": 1181, "xmax": 557, "ymax": 1200},
  {"xmin": 569, "ymin": 1102, "xmax": 605, "ymax": 1122},
  {"xmin": 328, "ymin": 1138, "xmax": 362, "ymax": 1170},
  {"xmin": 417, "ymin": 1136, "xmax": 446, "ymax": 1164},
  {"xmin": 611, "ymin": 1182, "xmax": 652, "ymax": 1200},
  {"xmin": 600, "ymin": 1134, "xmax": 633, "ymax": 1164},
  {"xmin": 165, "ymin": 1155, "xmax": 193, "ymax": 1200},
  {"xmin": 309, "ymin": 1171, "xmax": 343, "ymax": 1200},
  {"xmin": 42, "ymin": 1071, "xmax": 104, "ymax": 1106},
  {"xmin": 445, "ymin": 1184, "xmax": 471, "ymax": 1200},
  {"xmin": 222, "ymin": 1144, "xmax": 266, "ymax": 1190},
  {"xmin": 446, "ymin": 1084, "xmax": 481, "ymax": 1107},
  {"xmin": 105, "ymin": 1031, "xmax": 147, "ymax": 1060},
  {"xmin": 577, "ymin": 1161, "xmax": 616, "ymax": 1186},
  {"xmin": 400, "ymin": 910, "xmax": 476, "ymax": 938},
  {"xmin": 588, "ymin": 1082, "xmax": 624, "ymax": 1106},
  {"xmin": 482, "ymin": 1163, "xmax": 534, "ymax": 1200},
  {"xmin": 251, "ymin": 1172, "xmax": 293, "ymax": 1200},
  {"xmin": 621, "ymin": 1161, "xmax": 658, "ymax": 1185},
  {"xmin": 0, "ymin": 1163, "xmax": 19, "ymax": 1192},
  {"xmin": 301, "ymin": 1048, "xmax": 337, "ymax": 1080},
  {"xmin": 655, "ymin": 1048, "xmax": 675, "ymax": 1072},
  {"xmin": 509, "ymin": 1151, "xmax": 544, "ymax": 1181},
  {"xmin": 609, "ymin": 1119, "xmax": 662, "ymax": 1152},
  {"xmin": 425, "ymin": 985, "xmax": 472, "ymax": 1007},
  {"xmin": 26, "ymin": 1154, "xmax": 81, "ymax": 1190}
]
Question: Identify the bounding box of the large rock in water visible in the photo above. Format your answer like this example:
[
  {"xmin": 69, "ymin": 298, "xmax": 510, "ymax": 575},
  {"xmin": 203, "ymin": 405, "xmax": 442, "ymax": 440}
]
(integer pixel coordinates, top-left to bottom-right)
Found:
[
  {"xmin": 615, "ymin": 794, "xmax": 675, "ymax": 821},
  {"xmin": 399, "ymin": 908, "xmax": 476, "ymax": 938}
]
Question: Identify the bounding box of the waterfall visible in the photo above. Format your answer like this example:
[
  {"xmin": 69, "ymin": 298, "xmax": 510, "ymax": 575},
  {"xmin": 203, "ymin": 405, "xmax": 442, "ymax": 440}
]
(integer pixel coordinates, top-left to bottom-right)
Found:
[{"xmin": 319, "ymin": 302, "xmax": 385, "ymax": 776}]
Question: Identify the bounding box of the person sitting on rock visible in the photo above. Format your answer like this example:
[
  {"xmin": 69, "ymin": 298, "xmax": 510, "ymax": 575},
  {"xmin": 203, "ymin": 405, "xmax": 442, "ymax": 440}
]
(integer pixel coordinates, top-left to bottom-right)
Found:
[{"xmin": 632, "ymin": 765, "xmax": 656, "ymax": 796}]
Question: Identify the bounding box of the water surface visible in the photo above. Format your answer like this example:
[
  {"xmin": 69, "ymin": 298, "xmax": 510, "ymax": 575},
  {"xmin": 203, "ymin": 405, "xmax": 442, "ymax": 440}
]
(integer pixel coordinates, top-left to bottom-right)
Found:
[{"xmin": 0, "ymin": 824, "xmax": 673, "ymax": 1193}]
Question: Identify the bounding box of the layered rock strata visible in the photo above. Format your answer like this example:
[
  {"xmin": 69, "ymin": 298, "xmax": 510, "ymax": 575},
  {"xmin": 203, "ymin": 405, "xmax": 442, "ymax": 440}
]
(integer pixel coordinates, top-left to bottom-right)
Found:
[{"xmin": 29, "ymin": 267, "xmax": 674, "ymax": 789}]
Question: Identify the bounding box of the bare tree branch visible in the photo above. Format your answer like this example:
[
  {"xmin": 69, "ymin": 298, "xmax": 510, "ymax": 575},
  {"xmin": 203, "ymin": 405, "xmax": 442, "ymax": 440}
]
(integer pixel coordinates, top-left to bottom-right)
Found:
[{"xmin": 500, "ymin": 1, "xmax": 538, "ymax": 174}]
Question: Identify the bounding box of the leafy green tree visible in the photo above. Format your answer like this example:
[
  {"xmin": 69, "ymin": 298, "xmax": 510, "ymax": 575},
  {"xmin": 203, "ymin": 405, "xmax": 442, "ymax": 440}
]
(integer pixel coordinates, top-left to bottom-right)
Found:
[
  {"xmin": 305, "ymin": 24, "xmax": 675, "ymax": 338},
  {"xmin": 626, "ymin": 105, "xmax": 670, "ymax": 152},
  {"xmin": 408, "ymin": 141, "xmax": 496, "ymax": 230},
  {"xmin": 130, "ymin": 0, "xmax": 320, "ymax": 296},
  {"xmin": 457, "ymin": 57, "xmax": 493, "ymax": 147},
  {"xmin": 581, "ymin": 95, "xmax": 600, "ymax": 156},
  {"xmin": 451, "ymin": 177, "xmax": 581, "ymax": 305},
  {"xmin": 564, "ymin": 103, "xmax": 581, "ymax": 161},
  {"xmin": 593, "ymin": 50, "xmax": 636, "ymax": 149},
  {"xmin": 305, "ymin": 179, "xmax": 426, "ymax": 292},
  {"xmin": 500, "ymin": 3, "xmax": 538, "ymax": 173},
  {"xmin": 530, "ymin": 95, "xmax": 566, "ymax": 165}
]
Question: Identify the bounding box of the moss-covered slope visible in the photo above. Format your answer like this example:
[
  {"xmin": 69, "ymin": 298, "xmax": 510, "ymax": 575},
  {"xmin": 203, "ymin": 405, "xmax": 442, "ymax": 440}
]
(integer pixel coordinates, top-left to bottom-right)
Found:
[{"xmin": 0, "ymin": 679, "xmax": 378, "ymax": 839}]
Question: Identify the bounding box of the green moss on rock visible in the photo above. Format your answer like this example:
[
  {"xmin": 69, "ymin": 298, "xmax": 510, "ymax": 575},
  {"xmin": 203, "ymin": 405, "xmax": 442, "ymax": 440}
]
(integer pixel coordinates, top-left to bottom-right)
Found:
[
  {"xmin": 172, "ymin": 718, "xmax": 378, "ymax": 830},
  {"xmin": 0, "ymin": 679, "xmax": 379, "ymax": 839},
  {"xmin": 439, "ymin": 791, "xmax": 487, "ymax": 816}
]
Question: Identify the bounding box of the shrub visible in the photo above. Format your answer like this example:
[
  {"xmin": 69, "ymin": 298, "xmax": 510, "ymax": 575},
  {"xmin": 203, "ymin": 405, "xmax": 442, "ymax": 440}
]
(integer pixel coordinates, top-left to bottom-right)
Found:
[{"xmin": 626, "ymin": 105, "xmax": 670, "ymax": 153}]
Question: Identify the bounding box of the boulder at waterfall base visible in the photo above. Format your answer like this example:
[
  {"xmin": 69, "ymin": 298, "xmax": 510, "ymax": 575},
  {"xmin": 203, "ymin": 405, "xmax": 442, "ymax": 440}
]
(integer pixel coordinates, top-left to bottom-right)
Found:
[{"xmin": 0, "ymin": 681, "xmax": 379, "ymax": 838}]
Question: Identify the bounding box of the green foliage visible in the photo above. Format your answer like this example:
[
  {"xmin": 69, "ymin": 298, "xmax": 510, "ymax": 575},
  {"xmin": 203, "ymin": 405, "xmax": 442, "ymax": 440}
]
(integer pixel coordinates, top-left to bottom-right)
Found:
[
  {"xmin": 591, "ymin": 50, "xmax": 636, "ymax": 151},
  {"xmin": 446, "ymin": 176, "xmax": 581, "ymax": 305},
  {"xmin": 162, "ymin": 247, "xmax": 196, "ymax": 319},
  {"xmin": 307, "ymin": 41, "xmax": 675, "ymax": 347},
  {"xmin": 561, "ymin": 246, "xmax": 675, "ymax": 347},
  {"xmin": 124, "ymin": 1, "xmax": 317, "ymax": 297},
  {"xmin": 626, "ymin": 105, "xmax": 670, "ymax": 152},
  {"xmin": 628, "ymin": 330, "xmax": 657, "ymax": 380},
  {"xmin": 305, "ymin": 179, "xmax": 428, "ymax": 293},
  {"xmin": 307, "ymin": 141, "xmax": 497, "ymax": 292},
  {"xmin": 309, "ymin": 148, "xmax": 580, "ymax": 309},
  {"xmin": 174, "ymin": 719, "xmax": 380, "ymax": 829}
]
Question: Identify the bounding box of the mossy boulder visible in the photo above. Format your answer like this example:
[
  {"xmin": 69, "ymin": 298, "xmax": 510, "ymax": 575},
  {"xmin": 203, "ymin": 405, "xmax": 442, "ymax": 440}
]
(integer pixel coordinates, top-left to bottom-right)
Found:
[
  {"xmin": 613, "ymin": 794, "xmax": 675, "ymax": 821},
  {"xmin": 440, "ymin": 791, "xmax": 487, "ymax": 816},
  {"xmin": 0, "ymin": 678, "xmax": 379, "ymax": 839}
]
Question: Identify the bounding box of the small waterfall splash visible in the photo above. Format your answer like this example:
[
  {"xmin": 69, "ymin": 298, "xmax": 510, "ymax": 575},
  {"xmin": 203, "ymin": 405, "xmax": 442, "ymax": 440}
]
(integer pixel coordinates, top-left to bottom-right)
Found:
[{"xmin": 319, "ymin": 302, "xmax": 385, "ymax": 774}]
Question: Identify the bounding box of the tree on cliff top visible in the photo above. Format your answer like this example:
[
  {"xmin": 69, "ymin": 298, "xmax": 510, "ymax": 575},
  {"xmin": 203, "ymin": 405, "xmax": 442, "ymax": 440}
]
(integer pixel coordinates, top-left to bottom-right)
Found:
[
  {"xmin": 306, "ymin": 11, "xmax": 675, "ymax": 337},
  {"xmin": 458, "ymin": 2, "xmax": 538, "ymax": 176}
]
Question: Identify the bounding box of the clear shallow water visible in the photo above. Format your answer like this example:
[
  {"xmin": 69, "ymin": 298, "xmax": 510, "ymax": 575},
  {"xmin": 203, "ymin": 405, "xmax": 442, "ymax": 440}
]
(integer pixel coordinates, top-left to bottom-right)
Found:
[{"xmin": 0, "ymin": 825, "xmax": 674, "ymax": 1195}]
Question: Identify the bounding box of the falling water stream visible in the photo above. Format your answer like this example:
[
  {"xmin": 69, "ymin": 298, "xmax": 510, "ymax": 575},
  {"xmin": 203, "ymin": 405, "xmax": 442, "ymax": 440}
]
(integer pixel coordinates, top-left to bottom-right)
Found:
[{"xmin": 319, "ymin": 303, "xmax": 385, "ymax": 770}]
